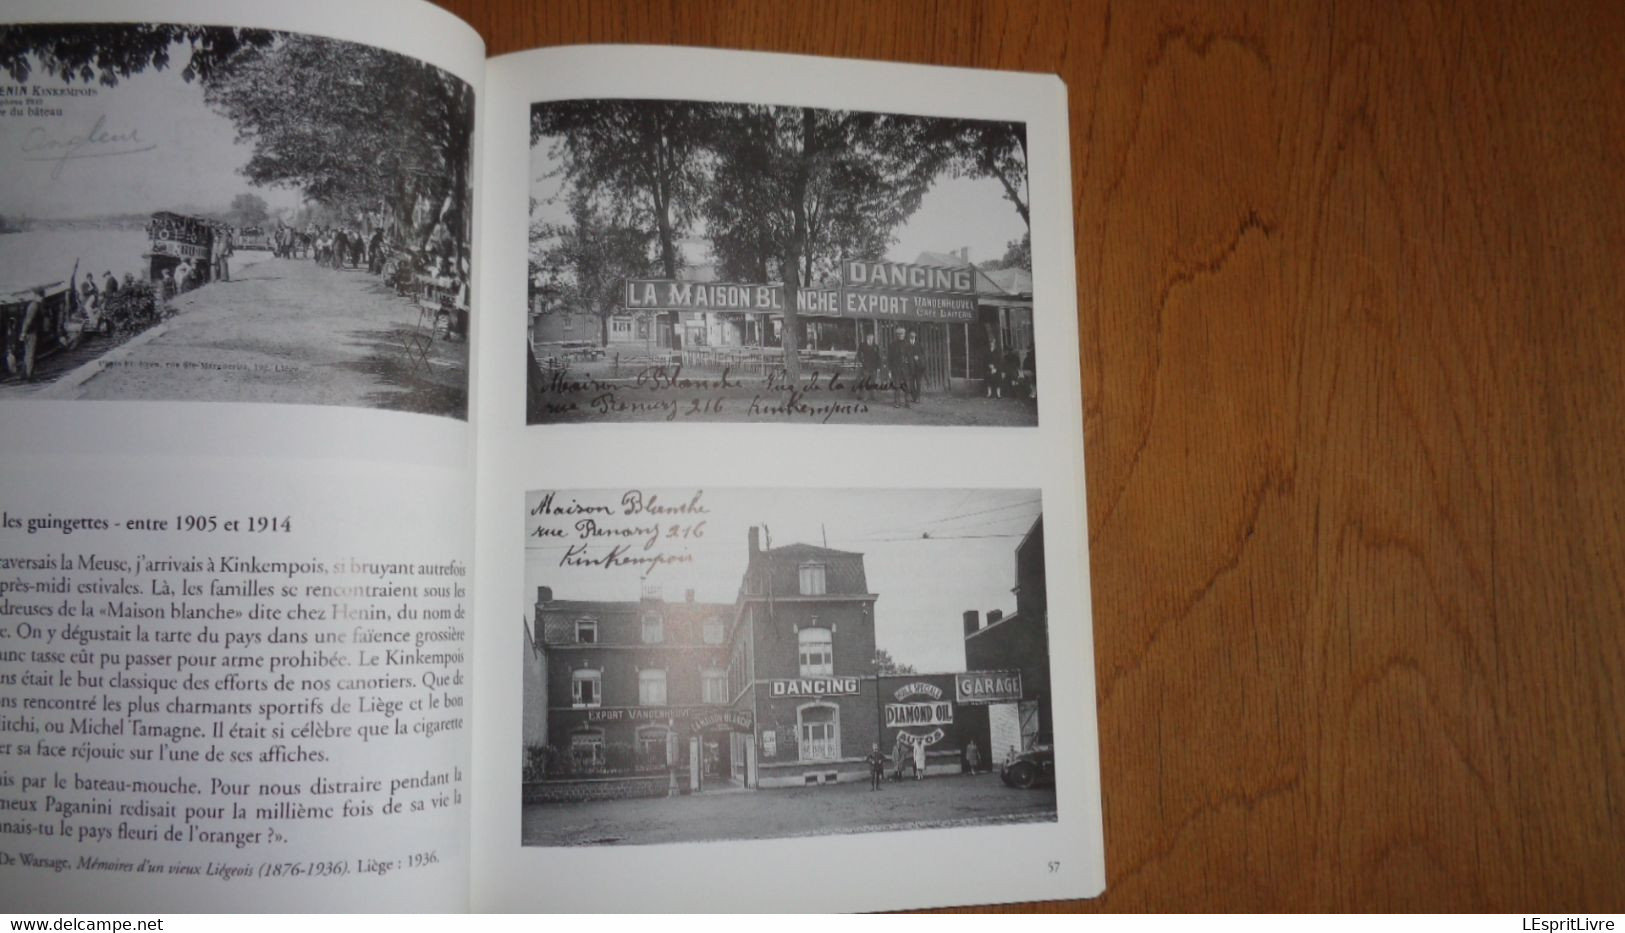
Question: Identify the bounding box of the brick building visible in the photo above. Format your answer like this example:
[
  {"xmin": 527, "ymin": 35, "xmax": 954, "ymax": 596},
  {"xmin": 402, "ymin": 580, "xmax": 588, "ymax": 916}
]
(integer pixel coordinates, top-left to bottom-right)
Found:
[
  {"xmin": 959, "ymin": 514, "xmax": 1051, "ymax": 764},
  {"xmin": 529, "ymin": 516, "xmax": 1049, "ymax": 792}
]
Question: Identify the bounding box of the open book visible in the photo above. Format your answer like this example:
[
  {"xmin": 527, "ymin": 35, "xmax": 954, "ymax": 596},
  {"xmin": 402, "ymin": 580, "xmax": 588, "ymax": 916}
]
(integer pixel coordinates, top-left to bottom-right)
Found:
[{"xmin": 0, "ymin": 0, "xmax": 1105, "ymax": 913}]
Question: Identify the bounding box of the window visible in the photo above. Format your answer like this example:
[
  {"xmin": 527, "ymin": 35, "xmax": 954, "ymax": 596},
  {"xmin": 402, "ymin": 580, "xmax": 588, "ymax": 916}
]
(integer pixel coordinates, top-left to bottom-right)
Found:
[
  {"xmin": 636, "ymin": 726, "xmax": 670, "ymax": 770},
  {"xmin": 797, "ymin": 704, "xmax": 839, "ymax": 762},
  {"xmin": 574, "ymin": 618, "xmax": 597, "ymax": 644},
  {"xmin": 703, "ymin": 618, "xmax": 725, "ymax": 645},
  {"xmin": 611, "ymin": 317, "xmax": 633, "ymax": 337},
  {"xmin": 638, "ymin": 669, "xmax": 667, "ymax": 706},
  {"xmin": 570, "ymin": 730, "xmax": 604, "ymax": 767},
  {"xmin": 798, "ymin": 627, "xmax": 833, "ymax": 677},
  {"xmin": 799, "ymin": 563, "xmax": 826, "ymax": 595},
  {"xmin": 641, "ymin": 612, "xmax": 664, "ymax": 644},
  {"xmin": 571, "ymin": 669, "xmax": 601, "ymax": 708},
  {"xmin": 702, "ymin": 669, "xmax": 729, "ymax": 705}
]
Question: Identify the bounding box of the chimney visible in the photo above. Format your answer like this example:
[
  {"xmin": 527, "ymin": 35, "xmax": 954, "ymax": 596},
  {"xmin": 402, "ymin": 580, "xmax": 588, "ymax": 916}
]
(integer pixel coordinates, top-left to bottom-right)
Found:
[
  {"xmin": 536, "ymin": 586, "xmax": 552, "ymax": 605},
  {"xmin": 987, "ymin": 609, "xmax": 1004, "ymax": 626},
  {"xmin": 962, "ymin": 610, "xmax": 980, "ymax": 638},
  {"xmin": 685, "ymin": 589, "xmax": 695, "ymax": 603},
  {"xmin": 748, "ymin": 526, "xmax": 761, "ymax": 556},
  {"xmin": 959, "ymin": 247, "xmax": 970, "ymax": 262}
]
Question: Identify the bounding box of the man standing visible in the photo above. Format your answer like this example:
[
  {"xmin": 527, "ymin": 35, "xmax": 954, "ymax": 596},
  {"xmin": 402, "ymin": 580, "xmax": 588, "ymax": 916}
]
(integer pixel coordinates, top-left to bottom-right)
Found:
[
  {"xmin": 892, "ymin": 732, "xmax": 913, "ymax": 781},
  {"xmin": 213, "ymin": 227, "xmax": 231, "ymax": 282},
  {"xmin": 886, "ymin": 326, "xmax": 910, "ymax": 409},
  {"xmin": 856, "ymin": 331, "xmax": 881, "ymax": 401},
  {"xmin": 965, "ymin": 739, "xmax": 981, "ymax": 775},
  {"xmin": 866, "ymin": 743, "xmax": 888, "ymax": 790},
  {"xmin": 906, "ymin": 329, "xmax": 926, "ymax": 404},
  {"xmin": 16, "ymin": 286, "xmax": 46, "ymax": 382}
]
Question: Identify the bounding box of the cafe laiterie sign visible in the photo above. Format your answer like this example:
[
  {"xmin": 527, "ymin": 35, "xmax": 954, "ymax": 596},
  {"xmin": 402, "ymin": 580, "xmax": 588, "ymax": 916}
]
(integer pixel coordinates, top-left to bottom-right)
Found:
[
  {"xmin": 953, "ymin": 670, "xmax": 1023, "ymax": 705},
  {"xmin": 623, "ymin": 259, "xmax": 978, "ymax": 324}
]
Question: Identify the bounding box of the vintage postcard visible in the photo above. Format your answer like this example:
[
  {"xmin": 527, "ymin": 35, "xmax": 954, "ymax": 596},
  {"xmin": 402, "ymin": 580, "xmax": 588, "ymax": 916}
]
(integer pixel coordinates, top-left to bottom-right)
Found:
[
  {"xmin": 521, "ymin": 486, "xmax": 1056, "ymax": 846},
  {"xmin": 526, "ymin": 98, "xmax": 1037, "ymax": 428},
  {"xmin": 0, "ymin": 22, "xmax": 473, "ymax": 417}
]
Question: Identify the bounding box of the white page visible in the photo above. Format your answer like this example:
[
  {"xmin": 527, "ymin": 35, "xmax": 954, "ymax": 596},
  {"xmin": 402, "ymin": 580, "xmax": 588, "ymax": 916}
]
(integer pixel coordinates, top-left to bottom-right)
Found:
[
  {"xmin": 0, "ymin": 0, "xmax": 483, "ymax": 912},
  {"xmin": 472, "ymin": 45, "xmax": 1104, "ymax": 912}
]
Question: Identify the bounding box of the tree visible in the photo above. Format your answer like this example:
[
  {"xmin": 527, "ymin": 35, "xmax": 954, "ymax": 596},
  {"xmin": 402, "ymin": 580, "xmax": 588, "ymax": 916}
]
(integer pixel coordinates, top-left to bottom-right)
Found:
[
  {"xmin": 229, "ymin": 193, "xmax": 269, "ymax": 227},
  {"xmin": 873, "ymin": 649, "xmax": 916, "ymax": 676},
  {"xmin": 0, "ymin": 24, "xmax": 275, "ymax": 87},
  {"xmin": 203, "ymin": 35, "xmax": 474, "ymax": 268},
  {"xmin": 983, "ymin": 232, "xmax": 1031, "ymax": 272},
  {"xmin": 935, "ymin": 119, "xmax": 1030, "ymax": 229},
  {"xmin": 531, "ymin": 190, "xmax": 654, "ymax": 345},
  {"xmin": 701, "ymin": 104, "xmax": 949, "ymax": 377},
  {"xmin": 531, "ymin": 100, "xmax": 708, "ymax": 340}
]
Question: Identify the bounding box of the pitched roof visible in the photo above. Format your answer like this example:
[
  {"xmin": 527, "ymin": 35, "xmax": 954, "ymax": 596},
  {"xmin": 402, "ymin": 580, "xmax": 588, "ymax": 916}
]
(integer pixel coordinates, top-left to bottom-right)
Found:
[{"xmin": 911, "ymin": 251, "xmax": 1032, "ymax": 298}]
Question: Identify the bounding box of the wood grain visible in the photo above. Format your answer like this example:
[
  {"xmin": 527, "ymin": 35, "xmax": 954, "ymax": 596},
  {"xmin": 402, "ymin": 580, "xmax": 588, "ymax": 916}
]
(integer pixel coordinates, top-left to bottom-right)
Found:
[{"xmin": 434, "ymin": 0, "xmax": 1625, "ymax": 912}]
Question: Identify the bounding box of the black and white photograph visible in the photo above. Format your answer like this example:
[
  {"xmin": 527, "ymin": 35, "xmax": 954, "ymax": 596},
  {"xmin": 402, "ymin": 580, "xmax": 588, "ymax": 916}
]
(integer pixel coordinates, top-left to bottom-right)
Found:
[
  {"xmin": 0, "ymin": 23, "xmax": 473, "ymax": 418},
  {"xmin": 526, "ymin": 98, "xmax": 1037, "ymax": 427},
  {"xmin": 521, "ymin": 487, "xmax": 1056, "ymax": 847}
]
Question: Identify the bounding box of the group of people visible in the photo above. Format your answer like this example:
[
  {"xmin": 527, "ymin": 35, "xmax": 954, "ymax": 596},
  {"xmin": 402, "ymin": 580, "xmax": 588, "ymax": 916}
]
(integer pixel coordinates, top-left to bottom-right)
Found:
[
  {"xmin": 863, "ymin": 737, "xmax": 1000, "ymax": 790},
  {"xmin": 854, "ymin": 325, "xmax": 929, "ymax": 408},
  {"xmin": 852, "ymin": 326, "xmax": 1038, "ymax": 407},
  {"xmin": 292, "ymin": 224, "xmax": 388, "ymax": 274},
  {"xmin": 986, "ymin": 342, "xmax": 1036, "ymax": 400}
]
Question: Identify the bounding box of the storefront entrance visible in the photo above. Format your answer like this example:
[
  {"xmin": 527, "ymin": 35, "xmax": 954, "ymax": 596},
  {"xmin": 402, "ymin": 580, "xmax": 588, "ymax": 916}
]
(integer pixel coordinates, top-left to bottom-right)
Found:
[
  {"xmin": 687, "ymin": 709, "xmax": 755, "ymax": 792},
  {"xmin": 702, "ymin": 733, "xmax": 731, "ymax": 783}
]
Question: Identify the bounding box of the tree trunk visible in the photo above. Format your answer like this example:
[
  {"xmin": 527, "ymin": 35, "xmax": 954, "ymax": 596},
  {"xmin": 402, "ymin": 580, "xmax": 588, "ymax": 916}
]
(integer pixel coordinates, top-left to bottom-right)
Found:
[{"xmin": 779, "ymin": 108, "xmax": 817, "ymax": 380}]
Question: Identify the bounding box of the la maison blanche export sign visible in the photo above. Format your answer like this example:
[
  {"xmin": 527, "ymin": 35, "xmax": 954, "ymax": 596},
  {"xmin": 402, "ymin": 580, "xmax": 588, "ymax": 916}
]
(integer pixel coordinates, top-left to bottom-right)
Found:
[
  {"xmin": 623, "ymin": 260, "xmax": 978, "ymax": 323},
  {"xmin": 768, "ymin": 676, "xmax": 861, "ymax": 698},
  {"xmin": 954, "ymin": 670, "xmax": 1023, "ymax": 705}
]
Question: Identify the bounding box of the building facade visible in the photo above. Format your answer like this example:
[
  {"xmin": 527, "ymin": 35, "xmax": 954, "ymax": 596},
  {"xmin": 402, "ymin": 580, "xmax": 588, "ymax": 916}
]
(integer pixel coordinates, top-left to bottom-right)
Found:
[
  {"xmin": 736, "ymin": 529, "xmax": 882, "ymax": 787},
  {"xmin": 530, "ymin": 516, "xmax": 1050, "ymax": 792},
  {"xmin": 961, "ymin": 515, "xmax": 1051, "ymax": 763}
]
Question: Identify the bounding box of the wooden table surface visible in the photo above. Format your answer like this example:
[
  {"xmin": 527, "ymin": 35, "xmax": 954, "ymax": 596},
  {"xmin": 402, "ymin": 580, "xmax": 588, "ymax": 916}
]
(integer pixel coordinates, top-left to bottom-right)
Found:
[{"xmin": 437, "ymin": 0, "xmax": 1625, "ymax": 912}]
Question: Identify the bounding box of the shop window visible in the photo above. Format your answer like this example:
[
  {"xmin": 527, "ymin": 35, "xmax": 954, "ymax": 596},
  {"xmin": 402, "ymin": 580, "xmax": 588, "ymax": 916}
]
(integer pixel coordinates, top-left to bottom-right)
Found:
[
  {"xmin": 571, "ymin": 669, "xmax": 601, "ymax": 708},
  {"xmin": 703, "ymin": 617, "xmax": 725, "ymax": 644},
  {"xmin": 638, "ymin": 669, "xmax": 667, "ymax": 706},
  {"xmin": 702, "ymin": 669, "xmax": 729, "ymax": 705},
  {"xmin": 798, "ymin": 627, "xmax": 833, "ymax": 677},
  {"xmin": 798, "ymin": 562, "xmax": 826, "ymax": 595},
  {"xmin": 797, "ymin": 703, "xmax": 839, "ymax": 762},
  {"xmin": 570, "ymin": 731, "xmax": 604, "ymax": 767},
  {"xmin": 635, "ymin": 726, "xmax": 670, "ymax": 770},
  {"xmin": 641, "ymin": 611, "xmax": 664, "ymax": 644},
  {"xmin": 574, "ymin": 618, "xmax": 597, "ymax": 644}
]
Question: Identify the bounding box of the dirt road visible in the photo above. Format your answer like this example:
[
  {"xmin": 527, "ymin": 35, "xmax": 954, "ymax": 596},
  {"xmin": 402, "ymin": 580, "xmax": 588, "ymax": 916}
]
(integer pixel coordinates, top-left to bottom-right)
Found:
[{"xmin": 14, "ymin": 255, "xmax": 466, "ymax": 418}]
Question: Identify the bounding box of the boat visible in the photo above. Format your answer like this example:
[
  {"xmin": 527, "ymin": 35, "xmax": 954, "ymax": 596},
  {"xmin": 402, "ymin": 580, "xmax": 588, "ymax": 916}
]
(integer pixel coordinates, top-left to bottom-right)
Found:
[{"xmin": 144, "ymin": 210, "xmax": 214, "ymax": 284}]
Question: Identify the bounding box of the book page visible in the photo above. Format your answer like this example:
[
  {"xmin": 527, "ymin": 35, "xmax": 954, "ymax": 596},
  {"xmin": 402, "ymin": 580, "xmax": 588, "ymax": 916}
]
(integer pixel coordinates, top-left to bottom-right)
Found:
[
  {"xmin": 472, "ymin": 45, "xmax": 1104, "ymax": 912},
  {"xmin": 0, "ymin": 0, "xmax": 482, "ymax": 912}
]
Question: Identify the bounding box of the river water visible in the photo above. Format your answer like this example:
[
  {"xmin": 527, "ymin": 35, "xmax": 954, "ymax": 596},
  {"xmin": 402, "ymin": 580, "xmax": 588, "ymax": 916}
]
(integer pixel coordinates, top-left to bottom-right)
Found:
[{"xmin": 0, "ymin": 227, "xmax": 154, "ymax": 294}]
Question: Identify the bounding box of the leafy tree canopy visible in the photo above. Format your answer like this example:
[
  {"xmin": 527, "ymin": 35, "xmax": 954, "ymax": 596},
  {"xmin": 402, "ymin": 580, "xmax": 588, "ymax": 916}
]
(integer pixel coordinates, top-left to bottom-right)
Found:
[{"xmin": 0, "ymin": 24, "xmax": 274, "ymax": 86}]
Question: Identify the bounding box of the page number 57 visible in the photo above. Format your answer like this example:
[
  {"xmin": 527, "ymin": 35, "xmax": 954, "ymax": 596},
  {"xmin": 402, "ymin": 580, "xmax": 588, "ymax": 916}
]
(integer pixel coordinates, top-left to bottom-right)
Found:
[{"xmin": 1047, "ymin": 861, "xmax": 1061, "ymax": 874}]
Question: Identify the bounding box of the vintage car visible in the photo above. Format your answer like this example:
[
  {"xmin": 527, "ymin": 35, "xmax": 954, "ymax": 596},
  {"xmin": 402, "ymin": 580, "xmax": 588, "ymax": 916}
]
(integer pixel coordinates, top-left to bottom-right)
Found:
[{"xmin": 999, "ymin": 743, "xmax": 1055, "ymax": 789}]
